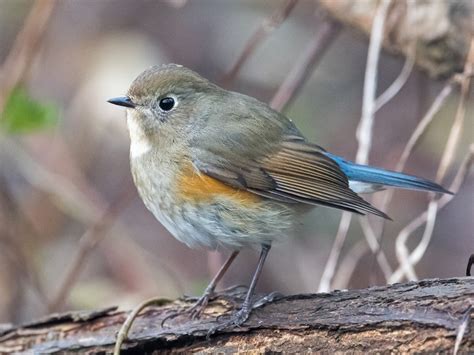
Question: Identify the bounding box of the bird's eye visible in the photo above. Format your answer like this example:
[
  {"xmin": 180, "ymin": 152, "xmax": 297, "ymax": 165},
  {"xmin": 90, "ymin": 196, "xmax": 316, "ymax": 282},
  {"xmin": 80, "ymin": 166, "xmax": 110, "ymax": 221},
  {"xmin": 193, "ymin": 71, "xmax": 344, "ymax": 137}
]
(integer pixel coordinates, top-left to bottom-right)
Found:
[{"xmin": 159, "ymin": 97, "xmax": 175, "ymax": 111}]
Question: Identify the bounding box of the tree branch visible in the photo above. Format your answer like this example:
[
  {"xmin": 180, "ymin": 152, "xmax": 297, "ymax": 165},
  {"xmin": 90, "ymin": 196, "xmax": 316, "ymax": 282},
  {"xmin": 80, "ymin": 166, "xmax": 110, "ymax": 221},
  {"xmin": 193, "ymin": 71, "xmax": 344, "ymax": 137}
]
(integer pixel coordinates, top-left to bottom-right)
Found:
[{"xmin": 0, "ymin": 278, "xmax": 472, "ymax": 353}]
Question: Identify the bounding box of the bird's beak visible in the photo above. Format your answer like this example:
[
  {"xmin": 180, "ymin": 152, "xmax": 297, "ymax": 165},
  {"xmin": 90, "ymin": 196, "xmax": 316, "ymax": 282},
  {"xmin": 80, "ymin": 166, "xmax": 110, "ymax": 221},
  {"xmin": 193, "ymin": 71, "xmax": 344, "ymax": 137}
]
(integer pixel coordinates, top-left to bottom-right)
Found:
[{"xmin": 107, "ymin": 96, "xmax": 135, "ymax": 108}]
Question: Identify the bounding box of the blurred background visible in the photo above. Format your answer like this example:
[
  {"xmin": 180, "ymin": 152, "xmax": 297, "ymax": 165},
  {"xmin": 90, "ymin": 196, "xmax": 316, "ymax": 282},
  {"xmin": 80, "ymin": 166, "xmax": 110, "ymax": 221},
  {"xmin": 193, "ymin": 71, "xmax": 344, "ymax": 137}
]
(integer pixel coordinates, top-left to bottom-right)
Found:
[{"xmin": 0, "ymin": 0, "xmax": 472, "ymax": 324}]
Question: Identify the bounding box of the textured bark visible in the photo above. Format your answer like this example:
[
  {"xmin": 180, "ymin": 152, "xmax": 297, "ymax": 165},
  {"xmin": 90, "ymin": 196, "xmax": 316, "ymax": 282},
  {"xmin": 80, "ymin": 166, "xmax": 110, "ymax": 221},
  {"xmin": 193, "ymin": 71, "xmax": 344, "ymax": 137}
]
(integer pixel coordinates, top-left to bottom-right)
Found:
[
  {"xmin": 318, "ymin": 0, "xmax": 473, "ymax": 78},
  {"xmin": 0, "ymin": 278, "xmax": 472, "ymax": 353}
]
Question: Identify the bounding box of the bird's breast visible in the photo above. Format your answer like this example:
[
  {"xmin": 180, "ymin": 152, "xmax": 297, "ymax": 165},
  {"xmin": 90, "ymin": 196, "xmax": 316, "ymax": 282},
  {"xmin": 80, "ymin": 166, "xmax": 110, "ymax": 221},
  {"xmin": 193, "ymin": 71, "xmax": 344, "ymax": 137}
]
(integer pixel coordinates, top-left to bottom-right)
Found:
[{"xmin": 176, "ymin": 165, "xmax": 260, "ymax": 205}]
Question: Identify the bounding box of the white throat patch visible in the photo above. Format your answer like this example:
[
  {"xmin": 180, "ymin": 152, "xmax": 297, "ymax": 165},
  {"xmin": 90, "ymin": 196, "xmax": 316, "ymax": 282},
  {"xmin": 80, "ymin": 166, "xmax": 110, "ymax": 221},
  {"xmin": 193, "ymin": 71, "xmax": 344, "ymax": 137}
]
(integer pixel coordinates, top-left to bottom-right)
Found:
[{"xmin": 126, "ymin": 112, "xmax": 152, "ymax": 159}]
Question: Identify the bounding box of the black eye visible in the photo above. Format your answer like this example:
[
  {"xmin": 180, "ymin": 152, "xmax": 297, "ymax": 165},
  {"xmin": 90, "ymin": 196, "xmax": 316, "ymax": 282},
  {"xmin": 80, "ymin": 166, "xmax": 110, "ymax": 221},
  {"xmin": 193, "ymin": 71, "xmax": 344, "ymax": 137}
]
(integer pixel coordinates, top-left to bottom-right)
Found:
[{"xmin": 159, "ymin": 97, "xmax": 175, "ymax": 111}]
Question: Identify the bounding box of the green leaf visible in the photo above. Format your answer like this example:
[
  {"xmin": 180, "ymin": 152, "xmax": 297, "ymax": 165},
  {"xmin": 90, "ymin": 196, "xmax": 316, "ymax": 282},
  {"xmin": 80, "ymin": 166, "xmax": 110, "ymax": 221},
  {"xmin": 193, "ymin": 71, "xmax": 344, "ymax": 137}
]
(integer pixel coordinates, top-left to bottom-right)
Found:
[{"xmin": 1, "ymin": 87, "xmax": 58, "ymax": 134}]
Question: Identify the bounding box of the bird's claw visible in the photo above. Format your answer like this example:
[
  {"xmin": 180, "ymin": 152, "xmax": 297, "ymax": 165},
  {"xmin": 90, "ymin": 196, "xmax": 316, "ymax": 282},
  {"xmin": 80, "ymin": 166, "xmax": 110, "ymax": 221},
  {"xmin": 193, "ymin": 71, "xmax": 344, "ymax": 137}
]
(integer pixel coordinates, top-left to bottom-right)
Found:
[
  {"xmin": 207, "ymin": 307, "xmax": 251, "ymax": 339},
  {"xmin": 206, "ymin": 291, "xmax": 283, "ymax": 338},
  {"xmin": 188, "ymin": 293, "xmax": 211, "ymax": 319},
  {"xmin": 161, "ymin": 292, "xmax": 214, "ymax": 327}
]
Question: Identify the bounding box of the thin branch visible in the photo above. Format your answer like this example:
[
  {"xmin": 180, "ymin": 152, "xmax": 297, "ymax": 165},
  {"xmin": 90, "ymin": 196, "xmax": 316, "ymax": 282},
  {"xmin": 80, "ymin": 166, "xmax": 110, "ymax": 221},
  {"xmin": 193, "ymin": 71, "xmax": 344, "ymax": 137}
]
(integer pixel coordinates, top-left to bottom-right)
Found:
[
  {"xmin": 114, "ymin": 297, "xmax": 172, "ymax": 355},
  {"xmin": 269, "ymin": 18, "xmax": 340, "ymax": 111},
  {"xmin": 319, "ymin": 0, "xmax": 392, "ymax": 292},
  {"xmin": 0, "ymin": 0, "xmax": 57, "ymax": 112},
  {"xmin": 398, "ymin": 82, "xmax": 456, "ymax": 172},
  {"xmin": 435, "ymin": 45, "xmax": 473, "ymax": 183},
  {"xmin": 355, "ymin": 32, "xmax": 417, "ymax": 287},
  {"xmin": 395, "ymin": 200, "xmax": 437, "ymax": 281},
  {"xmin": 363, "ymin": 74, "xmax": 461, "ymax": 284},
  {"xmin": 355, "ymin": 0, "xmax": 393, "ymax": 165},
  {"xmin": 366, "ymin": 78, "xmax": 457, "ymax": 275},
  {"xmin": 358, "ymin": 217, "xmax": 392, "ymax": 279},
  {"xmin": 390, "ymin": 145, "xmax": 474, "ymax": 283},
  {"xmin": 392, "ymin": 40, "xmax": 473, "ymax": 282},
  {"xmin": 220, "ymin": 0, "xmax": 299, "ymax": 87},
  {"xmin": 374, "ymin": 46, "xmax": 415, "ymax": 112}
]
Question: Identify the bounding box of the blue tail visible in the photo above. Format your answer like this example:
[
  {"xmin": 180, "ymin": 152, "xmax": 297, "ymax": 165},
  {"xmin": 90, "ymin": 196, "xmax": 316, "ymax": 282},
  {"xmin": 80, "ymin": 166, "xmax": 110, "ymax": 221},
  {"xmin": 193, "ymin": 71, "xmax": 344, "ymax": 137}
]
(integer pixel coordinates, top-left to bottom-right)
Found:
[{"xmin": 326, "ymin": 153, "xmax": 452, "ymax": 194}]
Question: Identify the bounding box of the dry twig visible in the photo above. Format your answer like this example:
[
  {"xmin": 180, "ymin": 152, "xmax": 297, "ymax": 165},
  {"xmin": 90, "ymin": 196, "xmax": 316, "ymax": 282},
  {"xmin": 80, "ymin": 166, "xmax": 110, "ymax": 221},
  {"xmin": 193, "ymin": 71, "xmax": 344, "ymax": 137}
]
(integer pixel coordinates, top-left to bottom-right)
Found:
[
  {"xmin": 346, "ymin": 76, "xmax": 459, "ymax": 289},
  {"xmin": 355, "ymin": 0, "xmax": 393, "ymax": 165},
  {"xmin": 220, "ymin": 0, "xmax": 299, "ymax": 87},
  {"xmin": 374, "ymin": 45, "xmax": 415, "ymax": 112},
  {"xmin": 381, "ymin": 80, "xmax": 457, "ymax": 211},
  {"xmin": 114, "ymin": 297, "xmax": 172, "ymax": 355},
  {"xmin": 332, "ymin": 41, "xmax": 417, "ymax": 289},
  {"xmin": 358, "ymin": 217, "xmax": 393, "ymax": 279},
  {"xmin": 319, "ymin": 0, "xmax": 393, "ymax": 292},
  {"xmin": 436, "ymin": 59, "xmax": 473, "ymax": 182},
  {"xmin": 390, "ymin": 145, "xmax": 474, "ymax": 283},
  {"xmin": 269, "ymin": 18, "xmax": 340, "ymax": 111},
  {"xmin": 393, "ymin": 40, "xmax": 473, "ymax": 282}
]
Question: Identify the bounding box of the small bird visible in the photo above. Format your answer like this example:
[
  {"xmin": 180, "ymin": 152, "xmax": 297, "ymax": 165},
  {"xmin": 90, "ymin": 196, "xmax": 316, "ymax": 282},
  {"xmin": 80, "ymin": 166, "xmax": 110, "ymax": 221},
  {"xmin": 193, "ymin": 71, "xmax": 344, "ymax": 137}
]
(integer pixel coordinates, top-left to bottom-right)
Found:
[{"xmin": 108, "ymin": 64, "xmax": 450, "ymax": 329}]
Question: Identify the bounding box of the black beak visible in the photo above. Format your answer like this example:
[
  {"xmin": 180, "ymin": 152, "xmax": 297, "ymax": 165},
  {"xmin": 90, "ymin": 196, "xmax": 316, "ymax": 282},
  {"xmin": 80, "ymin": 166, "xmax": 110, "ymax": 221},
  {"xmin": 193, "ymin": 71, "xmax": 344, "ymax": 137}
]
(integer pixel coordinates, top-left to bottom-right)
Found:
[{"xmin": 107, "ymin": 96, "xmax": 135, "ymax": 108}]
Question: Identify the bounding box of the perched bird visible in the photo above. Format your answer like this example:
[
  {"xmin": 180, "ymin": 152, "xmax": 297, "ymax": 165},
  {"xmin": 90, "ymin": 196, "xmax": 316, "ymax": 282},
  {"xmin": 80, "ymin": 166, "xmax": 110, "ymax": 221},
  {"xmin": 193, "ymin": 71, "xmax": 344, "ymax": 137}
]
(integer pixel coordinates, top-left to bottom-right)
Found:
[{"xmin": 108, "ymin": 64, "xmax": 450, "ymax": 329}]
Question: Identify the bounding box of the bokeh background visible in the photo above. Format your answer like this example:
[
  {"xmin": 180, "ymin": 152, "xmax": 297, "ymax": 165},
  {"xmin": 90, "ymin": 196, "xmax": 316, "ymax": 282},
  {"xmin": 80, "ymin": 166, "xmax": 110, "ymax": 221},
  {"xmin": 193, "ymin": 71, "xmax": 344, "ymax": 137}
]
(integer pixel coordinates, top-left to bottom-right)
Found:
[{"xmin": 0, "ymin": 0, "xmax": 472, "ymax": 324}]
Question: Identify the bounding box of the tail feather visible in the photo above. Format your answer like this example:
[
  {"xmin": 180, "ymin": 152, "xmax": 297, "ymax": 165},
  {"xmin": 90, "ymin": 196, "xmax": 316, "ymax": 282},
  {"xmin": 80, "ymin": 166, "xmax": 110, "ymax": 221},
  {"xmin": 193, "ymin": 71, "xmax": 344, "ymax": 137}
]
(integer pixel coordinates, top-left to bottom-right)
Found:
[{"xmin": 327, "ymin": 154, "xmax": 452, "ymax": 195}]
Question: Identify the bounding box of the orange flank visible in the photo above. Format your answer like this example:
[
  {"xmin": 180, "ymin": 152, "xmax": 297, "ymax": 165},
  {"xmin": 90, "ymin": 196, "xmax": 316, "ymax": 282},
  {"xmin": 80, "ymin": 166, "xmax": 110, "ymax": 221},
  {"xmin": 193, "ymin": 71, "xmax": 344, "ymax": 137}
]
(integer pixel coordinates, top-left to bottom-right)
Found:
[{"xmin": 177, "ymin": 168, "xmax": 259, "ymax": 205}]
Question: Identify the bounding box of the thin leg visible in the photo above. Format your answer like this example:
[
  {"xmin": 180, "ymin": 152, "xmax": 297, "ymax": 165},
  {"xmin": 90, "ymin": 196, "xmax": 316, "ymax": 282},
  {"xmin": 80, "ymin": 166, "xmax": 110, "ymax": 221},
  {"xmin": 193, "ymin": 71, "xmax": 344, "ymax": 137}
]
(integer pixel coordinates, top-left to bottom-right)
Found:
[
  {"xmin": 208, "ymin": 244, "xmax": 271, "ymax": 335},
  {"xmin": 189, "ymin": 250, "xmax": 239, "ymax": 318},
  {"xmin": 161, "ymin": 250, "xmax": 239, "ymax": 326},
  {"xmin": 204, "ymin": 251, "xmax": 240, "ymax": 296},
  {"xmin": 238, "ymin": 244, "xmax": 271, "ymax": 317}
]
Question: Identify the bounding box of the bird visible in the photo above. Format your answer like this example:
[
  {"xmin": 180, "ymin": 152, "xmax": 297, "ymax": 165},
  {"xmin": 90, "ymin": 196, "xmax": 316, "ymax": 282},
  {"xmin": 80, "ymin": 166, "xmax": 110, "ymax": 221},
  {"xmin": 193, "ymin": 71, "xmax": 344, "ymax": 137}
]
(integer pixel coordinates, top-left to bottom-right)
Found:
[{"xmin": 108, "ymin": 63, "xmax": 451, "ymax": 330}]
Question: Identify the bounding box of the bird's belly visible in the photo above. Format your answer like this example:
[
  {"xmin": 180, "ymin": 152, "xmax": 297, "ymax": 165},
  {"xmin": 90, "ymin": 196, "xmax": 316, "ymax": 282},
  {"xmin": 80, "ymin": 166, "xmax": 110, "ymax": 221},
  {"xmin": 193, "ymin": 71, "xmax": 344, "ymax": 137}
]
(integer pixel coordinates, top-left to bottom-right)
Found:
[
  {"xmin": 146, "ymin": 194, "xmax": 296, "ymax": 250},
  {"xmin": 132, "ymin": 160, "xmax": 296, "ymax": 249}
]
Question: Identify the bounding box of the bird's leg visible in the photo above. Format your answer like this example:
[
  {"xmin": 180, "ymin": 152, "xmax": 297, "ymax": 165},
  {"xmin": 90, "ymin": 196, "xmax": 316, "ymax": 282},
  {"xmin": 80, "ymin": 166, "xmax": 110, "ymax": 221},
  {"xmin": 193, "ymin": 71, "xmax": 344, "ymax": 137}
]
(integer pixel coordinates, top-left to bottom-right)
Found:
[
  {"xmin": 161, "ymin": 250, "xmax": 239, "ymax": 326},
  {"xmin": 208, "ymin": 244, "xmax": 271, "ymax": 336},
  {"xmin": 188, "ymin": 250, "xmax": 239, "ymax": 319}
]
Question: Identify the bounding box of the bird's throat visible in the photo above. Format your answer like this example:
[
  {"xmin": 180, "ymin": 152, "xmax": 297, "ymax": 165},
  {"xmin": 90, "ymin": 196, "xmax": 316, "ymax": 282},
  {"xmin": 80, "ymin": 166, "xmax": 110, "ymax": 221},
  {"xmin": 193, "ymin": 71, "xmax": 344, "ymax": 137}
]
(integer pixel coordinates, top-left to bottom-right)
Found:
[{"xmin": 127, "ymin": 113, "xmax": 153, "ymax": 159}]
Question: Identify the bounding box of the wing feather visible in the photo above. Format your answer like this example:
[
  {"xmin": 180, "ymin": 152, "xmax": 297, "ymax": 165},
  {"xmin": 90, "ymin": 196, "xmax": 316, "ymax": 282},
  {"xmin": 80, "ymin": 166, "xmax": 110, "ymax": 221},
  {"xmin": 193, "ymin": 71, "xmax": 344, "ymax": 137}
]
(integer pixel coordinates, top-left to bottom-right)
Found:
[{"xmin": 193, "ymin": 138, "xmax": 389, "ymax": 219}]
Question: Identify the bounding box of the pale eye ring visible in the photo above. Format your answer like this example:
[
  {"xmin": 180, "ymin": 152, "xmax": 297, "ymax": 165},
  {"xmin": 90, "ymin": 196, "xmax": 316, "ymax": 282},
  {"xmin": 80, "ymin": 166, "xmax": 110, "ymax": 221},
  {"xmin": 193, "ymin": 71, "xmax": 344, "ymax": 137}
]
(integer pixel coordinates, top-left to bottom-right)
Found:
[{"xmin": 159, "ymin": 97, "xmax": 175, "ymax": 111}]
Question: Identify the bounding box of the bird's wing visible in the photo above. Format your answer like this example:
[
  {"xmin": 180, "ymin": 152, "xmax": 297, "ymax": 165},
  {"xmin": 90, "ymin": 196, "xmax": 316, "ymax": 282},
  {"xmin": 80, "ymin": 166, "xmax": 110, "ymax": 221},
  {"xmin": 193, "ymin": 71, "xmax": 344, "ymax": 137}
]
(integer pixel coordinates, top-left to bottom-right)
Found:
[{"xmin": 190, "ymin": 116, "xmax": 388, "ymax": 218}]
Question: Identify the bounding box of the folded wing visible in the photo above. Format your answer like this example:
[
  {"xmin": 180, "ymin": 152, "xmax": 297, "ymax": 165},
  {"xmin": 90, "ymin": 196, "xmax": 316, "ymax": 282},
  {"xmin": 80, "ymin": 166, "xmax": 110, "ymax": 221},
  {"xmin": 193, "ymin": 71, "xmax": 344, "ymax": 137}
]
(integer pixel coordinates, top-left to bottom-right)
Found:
[{"xmin": 192, "ymin": 133, "xmax": 389, "ymax": 219}]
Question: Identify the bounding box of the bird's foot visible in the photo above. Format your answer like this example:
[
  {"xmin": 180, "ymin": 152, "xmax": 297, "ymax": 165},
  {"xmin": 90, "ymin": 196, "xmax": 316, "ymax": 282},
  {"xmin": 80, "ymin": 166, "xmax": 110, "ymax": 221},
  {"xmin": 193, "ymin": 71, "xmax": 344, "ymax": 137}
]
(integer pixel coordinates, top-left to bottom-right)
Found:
[
  {"xmin": 187, "ymin": 292, "xmax": 212, "ymax": 319},
  {"xmin": 207, "ymin": 306, "xmax": 251, "ymax": 339},
  {"xmin": 161, "ymin": 285, "xmax": 248, "ymax": 327},
  {"xmin": 206, "ymin": 291, "xmax": 283, "ymax": 338},
  {"xmin": 161, "ymin": 292, "xmax": 213, "ymax": 327}
]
